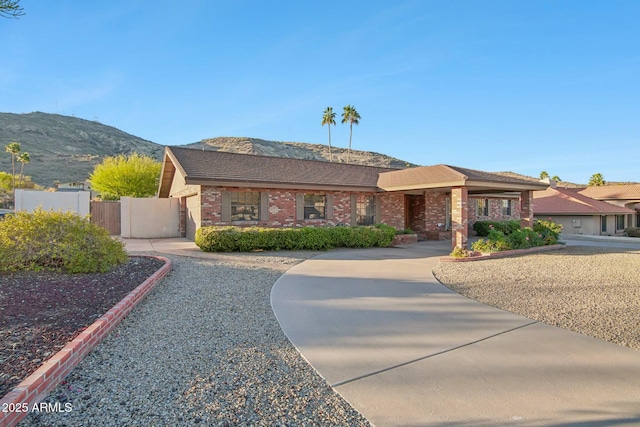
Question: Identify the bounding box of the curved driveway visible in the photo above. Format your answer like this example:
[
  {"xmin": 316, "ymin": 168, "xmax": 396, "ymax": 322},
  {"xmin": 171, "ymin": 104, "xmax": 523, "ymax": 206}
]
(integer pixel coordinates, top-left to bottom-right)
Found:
[{"xmin": 271, "ymin": 241, "xmax": 640, "ymax": 426}]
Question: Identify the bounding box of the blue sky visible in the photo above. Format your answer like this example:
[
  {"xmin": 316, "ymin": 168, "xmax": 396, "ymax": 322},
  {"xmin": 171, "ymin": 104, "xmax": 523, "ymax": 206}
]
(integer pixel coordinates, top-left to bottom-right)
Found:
[{"xmin": 1, "ymin": 1, "xmax": 639, "ymax": 184}]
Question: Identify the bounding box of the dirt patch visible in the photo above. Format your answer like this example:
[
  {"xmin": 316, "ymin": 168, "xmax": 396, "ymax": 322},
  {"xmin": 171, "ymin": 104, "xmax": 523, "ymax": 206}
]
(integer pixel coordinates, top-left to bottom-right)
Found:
[{"xmin": 0, "ymin": 256, "xmax": 166, "ymax": 398}]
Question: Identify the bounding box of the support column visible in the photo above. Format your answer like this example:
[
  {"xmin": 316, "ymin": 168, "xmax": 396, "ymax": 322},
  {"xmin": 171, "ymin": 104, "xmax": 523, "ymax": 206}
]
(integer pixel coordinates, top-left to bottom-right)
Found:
[
  {"xmin": 451, "ymin": 187, "xmax": 468, "ymax": 249},
  {"xmin": 520, "ymin": 190, "xmax": 533, "ymax": 229}
]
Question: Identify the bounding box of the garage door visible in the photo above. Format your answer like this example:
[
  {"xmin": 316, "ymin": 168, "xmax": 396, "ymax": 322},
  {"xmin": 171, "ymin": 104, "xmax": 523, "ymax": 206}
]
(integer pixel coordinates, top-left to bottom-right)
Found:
[{"xmin": 185, "ymin": 195, "xmax": 200, "ymax": 241}]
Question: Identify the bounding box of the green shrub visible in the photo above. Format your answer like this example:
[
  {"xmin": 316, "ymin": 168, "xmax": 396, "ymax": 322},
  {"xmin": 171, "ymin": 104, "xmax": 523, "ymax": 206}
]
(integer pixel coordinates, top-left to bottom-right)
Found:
[
  {"xmin": 0, "ymin": 209, "xmax": 127, "ymax": 273},
  {"xmin": 396, "ymin": 228, "xmax": 415, "ymax": 235},
  {"xmin": 624, "ymin": 227, "xmax": 640, "ymax": 237},
  {"xmin": 471, "ymin": 220, "xmax": 562, "ymax": 253},
  {"xmin": 195, "ymin": 224, "xmax": 397, "ymax": 252},
  {"xmin": 449, "ymin": 247, "xmax": 469, "ymax": 258},
  {"xmin": 534, "ymin": 219, "xmax": 563, "ymax": 242},
  {"xmin": 473, "ymin": 220, "xmax": 521, "ymax": 237}
]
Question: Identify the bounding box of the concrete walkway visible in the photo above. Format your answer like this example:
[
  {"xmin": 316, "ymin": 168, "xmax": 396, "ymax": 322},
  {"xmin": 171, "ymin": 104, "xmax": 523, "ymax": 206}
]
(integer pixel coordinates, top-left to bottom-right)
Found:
[{"xmin": 271, "ymin": 241, "xmax": 640, "ymax": 427}]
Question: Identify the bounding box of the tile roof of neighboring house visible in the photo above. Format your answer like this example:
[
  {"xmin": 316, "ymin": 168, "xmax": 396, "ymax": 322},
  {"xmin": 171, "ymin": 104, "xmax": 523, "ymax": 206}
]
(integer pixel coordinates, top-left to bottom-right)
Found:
[
  {"xmin": 533, "ymin": 187, "xmax": 635, "ymax": 215},
  {"xmin": 579, "ymin": 184, "xmax": 640, "ymax": 200},
  {"xmin": 164, "ymin": 146, "xmax": 398, "ymax": 190},
  {"xmin": 377, "ymin": 164, "xmax": 549, "ymax": 191}
]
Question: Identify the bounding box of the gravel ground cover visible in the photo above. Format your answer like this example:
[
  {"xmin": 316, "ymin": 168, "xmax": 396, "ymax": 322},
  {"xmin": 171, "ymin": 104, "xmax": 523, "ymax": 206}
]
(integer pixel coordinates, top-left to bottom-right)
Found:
[
  {"xmin": 0, "ymin": 256, "xmax": 165, "ymax": 397},
  {"xmin": 19, "ymin": 252, "xmax": 370, "ymax": 427},
  {"xmin": 433, "ymin": 245, "xmax": 640, "ymax": 350}
]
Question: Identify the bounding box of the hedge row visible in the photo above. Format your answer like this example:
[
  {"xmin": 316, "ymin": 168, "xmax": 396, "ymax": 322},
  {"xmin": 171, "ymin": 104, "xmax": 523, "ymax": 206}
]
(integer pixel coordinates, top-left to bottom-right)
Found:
[
  {"xmin": 195, "ymin": 224, "xmax": 397, "ymax": 252},
  {"xmin": 0, "ymin": 209, "xmax": 128, "ymax": 273}
]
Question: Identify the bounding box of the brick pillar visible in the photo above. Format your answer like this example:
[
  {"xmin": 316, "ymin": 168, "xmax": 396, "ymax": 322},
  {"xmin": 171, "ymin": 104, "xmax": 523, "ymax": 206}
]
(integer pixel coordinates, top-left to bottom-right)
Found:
[
  {"xmin": 520, "ymin": 190, "xmax": 533, "ymax": 229},
  {"xmin": 451, "ymin": 187, "xmax": 468, "ymax": 249}
]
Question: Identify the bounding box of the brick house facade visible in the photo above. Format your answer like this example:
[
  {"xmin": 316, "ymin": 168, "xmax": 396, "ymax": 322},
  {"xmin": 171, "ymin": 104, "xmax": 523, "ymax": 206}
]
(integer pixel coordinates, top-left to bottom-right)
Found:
[{"xmin": 158, "ymin": 147, "xmax": 547, "ymax": 249}]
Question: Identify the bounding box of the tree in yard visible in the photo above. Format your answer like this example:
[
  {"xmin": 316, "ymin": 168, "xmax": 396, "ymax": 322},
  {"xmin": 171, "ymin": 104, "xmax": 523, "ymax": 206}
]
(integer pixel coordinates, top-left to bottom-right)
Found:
[
  {"xmin": 5, "ymin": 142, "xmax": 21, "ymax": 191},
  {"xmin": 341, "ymin": 105, "xmax": 361, "ymax": 163},
  {"xmin": 551, "ymin": 175, "xmax": 561, "ymax": 182},
  {"xmin": 0, "ymin": 0, "xmax": 24, "ymax": 18},
  {"xmin": 89, "ymin": 153, "xmax": 162, "ymax": 200},
  {"xmin": 16, "ymin": 151, "xmax": 30, "ymax": 188},
  {"xmin": 588, "ymin": 173, "xmax": 605, "ymax": 186},
  {"xmin": 321, "ymin": 107, "xmax": 336, "ymax": 162},
  {"xmin": 539, "ymin": 171, "xmax": 549, "ymax": 179}
]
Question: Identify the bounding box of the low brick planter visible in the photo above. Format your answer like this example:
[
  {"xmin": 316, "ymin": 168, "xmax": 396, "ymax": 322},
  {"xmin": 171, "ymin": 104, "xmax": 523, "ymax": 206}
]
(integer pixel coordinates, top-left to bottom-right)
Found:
[
  {"xmin": 0, "ymin": 256, "xmax": 171, "ymax": 427},
  {"xmin": 392, "ymin": 234, "xmax": 418, "ymax": 246},
  {"xmin": 440, "ymin": 244, "xmax": 565, "ymax": 262}
]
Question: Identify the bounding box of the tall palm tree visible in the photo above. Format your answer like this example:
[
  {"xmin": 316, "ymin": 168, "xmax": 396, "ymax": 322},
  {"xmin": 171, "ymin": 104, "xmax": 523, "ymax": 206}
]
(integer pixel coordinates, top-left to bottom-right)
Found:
[
  {"xmin": 5, "ymin": 142, "xmax": 21, "ymax": 190},
  {"xmin": 17, "ymin": 151, "xmax": 30, "ymax": 188},
  {"xmin": 341, "ymin": 105, "xmax": 360, "ymax": 163},
  {"xmin": 321, "ymin": 107, "xmax": 336, "ymax": 162}
]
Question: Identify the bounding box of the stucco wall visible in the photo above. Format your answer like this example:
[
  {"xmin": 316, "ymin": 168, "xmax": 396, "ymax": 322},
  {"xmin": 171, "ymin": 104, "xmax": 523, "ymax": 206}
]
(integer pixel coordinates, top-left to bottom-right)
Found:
[
  {"xmin": 120, "ymin": 197, "xmax": 180, "ymax": 238},
  {"xmin": 14, "ymin": 190, "xmax": 90, "ymax": 216}
]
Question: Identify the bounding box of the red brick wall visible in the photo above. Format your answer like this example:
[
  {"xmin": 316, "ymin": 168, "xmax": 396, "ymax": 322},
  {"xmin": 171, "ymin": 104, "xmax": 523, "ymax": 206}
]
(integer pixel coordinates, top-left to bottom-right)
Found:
[
  {"xmin": 451, "ymin": 187, "xmax": 469, "ymax": 249},
  {"xmin": 378, "ymin": 192, "xmax": 405, "ymax": 229},
  {"xmin": 468, "ymin": 197, "xmax": 521, "ymax": 224},
  {"xmin": 198, "ymin": 186, "xmax": 399, "ymax": 229},
  {"xmin": 407, "ymin": 195, "xmax": 426, "ymax": 237}
]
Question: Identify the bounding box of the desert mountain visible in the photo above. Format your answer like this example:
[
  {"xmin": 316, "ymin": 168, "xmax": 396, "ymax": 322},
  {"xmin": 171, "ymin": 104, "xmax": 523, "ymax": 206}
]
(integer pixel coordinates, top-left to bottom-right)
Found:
[
  {"xmin": 0, "ymin": 112, "xmax": 414, "ymax": 187},
  {"xmin": 0, "ymin": 112, "xmax": 163, "ymax": 187}
]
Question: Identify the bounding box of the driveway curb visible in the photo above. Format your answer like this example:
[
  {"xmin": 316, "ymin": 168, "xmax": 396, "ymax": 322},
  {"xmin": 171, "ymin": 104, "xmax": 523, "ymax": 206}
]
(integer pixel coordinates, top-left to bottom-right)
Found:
[{"xmin": 0, "ymin": 256, "xmax": 171, "ymax": 427}]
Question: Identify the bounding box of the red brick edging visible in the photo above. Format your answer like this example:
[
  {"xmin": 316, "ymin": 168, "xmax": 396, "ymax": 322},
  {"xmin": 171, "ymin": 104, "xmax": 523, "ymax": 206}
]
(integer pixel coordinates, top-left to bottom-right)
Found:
[
  {"xmin": 0, "ymin": 256, "xmax": 171, "ymax": 427},
  {"xmin": 439, "ymin": 244, "xmax": 566, "ymax": 262}
]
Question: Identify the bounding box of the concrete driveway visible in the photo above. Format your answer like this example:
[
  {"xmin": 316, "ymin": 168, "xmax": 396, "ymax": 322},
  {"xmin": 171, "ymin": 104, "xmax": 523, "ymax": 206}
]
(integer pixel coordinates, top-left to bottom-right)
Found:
[{"xmin": 271, "ymin": 241, "xmax": 640, "ymax": 426}]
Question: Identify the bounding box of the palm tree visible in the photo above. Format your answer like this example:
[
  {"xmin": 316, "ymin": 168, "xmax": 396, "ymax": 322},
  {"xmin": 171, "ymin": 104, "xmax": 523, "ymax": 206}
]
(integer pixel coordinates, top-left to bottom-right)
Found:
[
  {"xmin": 341, "ymin": 105, "xmax": 360, "ymax": 163},
  {"xmin": 5, "ymin": 142, "xmax": 21, "ymax": 190},
  {"xmin": 321, "ymin": 107, "xmax": 336, "ymax": 162},
  {"xmin": 17, "ymin": 151, "xmax": 30, "ymax": 188}
]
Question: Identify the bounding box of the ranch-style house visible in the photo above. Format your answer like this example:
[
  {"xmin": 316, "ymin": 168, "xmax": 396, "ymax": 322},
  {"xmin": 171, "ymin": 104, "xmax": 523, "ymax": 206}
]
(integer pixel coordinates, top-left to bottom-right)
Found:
[{"xmin": 157, "ymin": 146, "xmax": 549, "ymax": 249}]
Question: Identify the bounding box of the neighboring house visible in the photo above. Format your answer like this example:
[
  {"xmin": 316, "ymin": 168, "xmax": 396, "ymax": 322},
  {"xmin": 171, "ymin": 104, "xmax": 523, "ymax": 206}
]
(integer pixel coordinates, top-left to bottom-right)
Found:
[
  {"xmin": 157, "ymin": 146, "xmax": 548, "ymax": 248},
  {"xmin": 56, "ymin": 181, "xmax": 90, "ymax": 192},
  {"xmin": 579, "ymin": 184, "xmax": 640, "ymax": 230},
  {"xmin": 533, "ymin": 182, "xmax": 635, "ymax": 236}
]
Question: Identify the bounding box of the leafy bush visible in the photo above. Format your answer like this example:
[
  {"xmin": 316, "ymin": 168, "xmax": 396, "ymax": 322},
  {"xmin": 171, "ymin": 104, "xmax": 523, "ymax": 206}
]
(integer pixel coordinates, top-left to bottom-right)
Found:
[
  {"xmin": 195, "ymin": 224, "xmax": 397, "ymax": 252},
  {"xmin": 449, "ymin": 247, "xmax": 469, "ymax": 258},
  {"xmin": 624, "ymin": 227, "xmax": 640, "ymax": 238},
  {"xmin": 534, "ymin": 219, "xmax": 563, "ymax": 242},
  {"xmin": 473, "ymin": 220, "xmax": 521, "ymax": 237},
  {"xmin": 471, "ymin": 220, "xmax": 562, "ymax": 253},
  {"xmin": 396, "ymin": 228, "xmax": 415, "ymax": 235},
  {"xmin": 0, "ymin": 209, "xmax": 127, "ymax": 273}
]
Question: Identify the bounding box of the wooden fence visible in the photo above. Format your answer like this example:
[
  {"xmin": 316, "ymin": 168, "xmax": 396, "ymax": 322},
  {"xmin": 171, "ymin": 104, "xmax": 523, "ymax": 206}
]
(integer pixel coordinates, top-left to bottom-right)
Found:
[{"xmin": 90, "ymin": 201, "xmax": 121, "ymax": 235}]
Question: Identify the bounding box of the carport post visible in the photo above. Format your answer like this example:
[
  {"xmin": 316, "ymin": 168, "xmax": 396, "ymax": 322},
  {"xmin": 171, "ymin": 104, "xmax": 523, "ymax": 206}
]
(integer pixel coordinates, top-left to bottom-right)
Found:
[{"xmin": 451, "ymin": 187, "xmax": 468, "ymax": 249}]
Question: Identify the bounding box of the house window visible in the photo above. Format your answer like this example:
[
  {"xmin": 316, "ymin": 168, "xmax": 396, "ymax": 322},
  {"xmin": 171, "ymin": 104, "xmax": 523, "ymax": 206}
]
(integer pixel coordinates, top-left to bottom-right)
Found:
[
  {"xmin": 230, "ymin": 191, "xmax": 260, "ymax": 221},
  {"xmin": 476, "ymin": 199, "xmax": 488, "ymax": 217},
  {"xmin": 501, "ymin": 200, "xmax": 512, "ymax": 216},
  {"xmin": 356, "ymin": 195, "xmax": 375, "ymax": 225},
  {"xmin": 601, "ymin": 216, "xmax": 607, "ymax": 233},
  {"xmin": 304, "ymin": 194, "xmax": 326, "ymax": 219},
  {"xmin": 637, "ymin": 214, "xmax": 640, "ymax": 227},
  {"xmin": 616, "ymin": 214, "xmax": 625, "ymax": 231}
]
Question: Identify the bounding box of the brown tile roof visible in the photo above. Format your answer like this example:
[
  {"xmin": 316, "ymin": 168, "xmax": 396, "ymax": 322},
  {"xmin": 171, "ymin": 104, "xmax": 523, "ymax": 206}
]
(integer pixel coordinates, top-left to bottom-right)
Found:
[
  {"xmin": 533, "ymin": 188, "xmax": 635, "ymax": 215},
  {"xmin": 579, "ymin": 184, "xmax": 640, "ymax": 200},
  {"xmin": 166, "ymin": 146, "xmax": 398, "ymax": 189},
  {"xmin": 377, "ymin": 164, "xmax": 548, "ymax": 191}
]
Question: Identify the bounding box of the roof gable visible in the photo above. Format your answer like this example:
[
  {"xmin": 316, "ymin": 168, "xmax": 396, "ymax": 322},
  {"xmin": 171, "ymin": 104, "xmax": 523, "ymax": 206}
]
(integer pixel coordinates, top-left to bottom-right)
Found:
[
  {"xmin": 579, "ymin": 184, "xmax": 640, "ymax": 201},
  {"xmin": 533, "ymin": 188, "xmax": 635, "ymax": 215}
]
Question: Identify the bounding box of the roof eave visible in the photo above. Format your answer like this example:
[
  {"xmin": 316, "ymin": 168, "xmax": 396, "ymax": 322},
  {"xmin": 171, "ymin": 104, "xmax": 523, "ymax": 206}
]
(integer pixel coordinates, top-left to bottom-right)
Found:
[{"xmin": 184, "ymin": 177, "xmax": 379, "ymax": 193}]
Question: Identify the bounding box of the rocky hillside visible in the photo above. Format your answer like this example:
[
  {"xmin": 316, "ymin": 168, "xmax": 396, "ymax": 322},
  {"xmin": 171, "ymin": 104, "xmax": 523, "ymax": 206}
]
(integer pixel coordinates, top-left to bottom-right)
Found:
[
  {"xmin": 0, "ymin": 112, "xmax": 164, "ymax": 187},
  {"xmin": 0, "ymin": 112, "xmax": 414, "ymax": 187}
]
